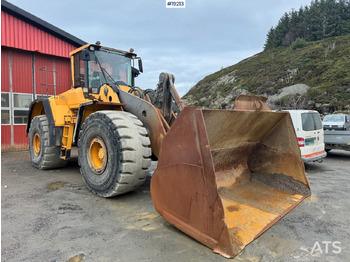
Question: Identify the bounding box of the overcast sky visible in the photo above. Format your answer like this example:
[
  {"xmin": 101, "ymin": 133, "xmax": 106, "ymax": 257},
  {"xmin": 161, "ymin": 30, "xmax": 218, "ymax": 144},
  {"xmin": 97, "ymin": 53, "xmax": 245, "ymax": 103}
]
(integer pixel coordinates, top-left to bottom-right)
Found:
[{"xmin": 7, "ymin": 0, "xmax": 313, "ymax": 96}]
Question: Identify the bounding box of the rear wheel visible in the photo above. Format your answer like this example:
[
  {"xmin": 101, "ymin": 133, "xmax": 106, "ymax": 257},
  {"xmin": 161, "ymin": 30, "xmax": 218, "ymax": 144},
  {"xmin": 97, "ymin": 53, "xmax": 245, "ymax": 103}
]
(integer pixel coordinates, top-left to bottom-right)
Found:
[
  {"xmin": 78, "ymin": 111, "xmax": 152, "ymax": 197},
  {"xmin": 29, "ymin": 115, "xmax": 67, "ymax": 169}
]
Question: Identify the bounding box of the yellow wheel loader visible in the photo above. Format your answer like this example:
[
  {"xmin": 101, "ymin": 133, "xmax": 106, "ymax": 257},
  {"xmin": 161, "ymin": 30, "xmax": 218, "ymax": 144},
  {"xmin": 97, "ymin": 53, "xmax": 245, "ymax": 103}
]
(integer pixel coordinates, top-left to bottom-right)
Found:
[{"xmin": 26, "ymin": 43, "xmax": 311, "ymax": 258}]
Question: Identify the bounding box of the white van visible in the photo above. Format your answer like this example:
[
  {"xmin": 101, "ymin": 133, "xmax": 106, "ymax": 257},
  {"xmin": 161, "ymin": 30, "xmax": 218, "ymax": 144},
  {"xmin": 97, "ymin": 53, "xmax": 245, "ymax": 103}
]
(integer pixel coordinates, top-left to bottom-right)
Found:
[{"xmin": 284, "ymin": 110, "xmax": 327, "ymax": 163}]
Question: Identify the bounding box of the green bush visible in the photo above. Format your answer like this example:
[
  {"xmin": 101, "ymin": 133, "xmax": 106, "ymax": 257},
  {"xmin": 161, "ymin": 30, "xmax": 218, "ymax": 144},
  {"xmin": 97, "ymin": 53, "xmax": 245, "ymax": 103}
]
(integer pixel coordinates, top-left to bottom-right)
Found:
[{"xmin": 290, "ymin": 38, "xmax": 308, "ymax": 50}]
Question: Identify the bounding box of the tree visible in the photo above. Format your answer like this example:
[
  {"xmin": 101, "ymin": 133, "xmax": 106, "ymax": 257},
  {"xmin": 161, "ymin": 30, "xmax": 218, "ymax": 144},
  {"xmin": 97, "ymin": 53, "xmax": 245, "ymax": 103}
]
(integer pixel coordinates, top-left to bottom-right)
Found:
[{"xmin": 264, "ymin": 0, "xmax": 350, "ymax": 50}]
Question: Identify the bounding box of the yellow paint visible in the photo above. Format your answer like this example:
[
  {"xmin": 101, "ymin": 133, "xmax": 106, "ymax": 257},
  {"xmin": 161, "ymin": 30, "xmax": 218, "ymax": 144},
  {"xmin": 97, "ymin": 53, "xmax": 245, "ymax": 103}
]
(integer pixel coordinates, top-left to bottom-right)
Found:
[
  {"xmin": 64, "ymin": 88, "xmax": 91, "ymax": 108},
  {"xmin": 47, "ymin": 88, "xmax": 90, "ymax": 126},
  {"xmin": 119, "ymin": 85, "xmax": 131, "ymax": 93},
  {"xmin": 95, "ymin": 84, "xmax": 122, "ymax": 103},
  {"xmin": 69, "ymin": 43, "xmax": 135, "ymax": 57},
  {"xmin": 219, "ymin": 182, "xmax": 306, "ymax": 249},
  {"xmin": 60, "ymin": 115, "xmax": 76, "ymax": 159},
  {"xmin": 69, "ymin": 43, "xmax": 92, "ymax": 57},
  {"xmin": 88, "ymin": 137, "xmax": 107, "ymax": 173},
  {"xmin": 33, "ymin": 132, "xmax": 40, "ymax": 156},
  {"xmin": 47, "ymin": 85, "xmax": 124, "ymax": 126},
  {"xmin": 70, "ymin": 56, "xmax": 75, "ymax": 88}
]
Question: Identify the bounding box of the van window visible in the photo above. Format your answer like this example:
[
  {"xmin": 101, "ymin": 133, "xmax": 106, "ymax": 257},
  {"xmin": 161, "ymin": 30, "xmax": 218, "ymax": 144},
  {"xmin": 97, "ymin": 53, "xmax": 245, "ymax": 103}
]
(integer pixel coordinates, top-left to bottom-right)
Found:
[{"xmin": 301, "ymin": 112, "xmax": 322, "ymax": 131}]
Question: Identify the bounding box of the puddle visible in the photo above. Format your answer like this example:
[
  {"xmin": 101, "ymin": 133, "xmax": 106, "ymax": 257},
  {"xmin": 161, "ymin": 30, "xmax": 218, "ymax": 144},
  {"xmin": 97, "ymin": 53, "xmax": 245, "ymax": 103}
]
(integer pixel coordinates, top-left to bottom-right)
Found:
[{"xmin": 47, "ymin": 182, "xmax": 67, "ymax": 192}]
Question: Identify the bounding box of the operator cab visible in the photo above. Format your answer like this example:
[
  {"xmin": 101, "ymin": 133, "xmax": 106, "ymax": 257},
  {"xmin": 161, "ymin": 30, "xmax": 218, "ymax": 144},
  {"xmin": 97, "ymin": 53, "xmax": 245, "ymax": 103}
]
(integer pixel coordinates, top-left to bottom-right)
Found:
[{"xmin": 70, "ymin": 43, "xmax": 143, "ymax": 97}]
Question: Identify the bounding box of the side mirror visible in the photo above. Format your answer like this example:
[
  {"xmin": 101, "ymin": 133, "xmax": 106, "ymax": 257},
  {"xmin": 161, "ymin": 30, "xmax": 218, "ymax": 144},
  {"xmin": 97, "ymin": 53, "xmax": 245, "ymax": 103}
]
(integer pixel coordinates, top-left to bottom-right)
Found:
[
  {"xmin": 132, "ymin": 67, "xmax": 140, "ymax": 78},
  {"xmin": 137, "ymin": 57, "xmax": 143, "ymax": 73},
  {"xmin": 81, "ymin": 49, "xmax": 90, "ymax": 61}
]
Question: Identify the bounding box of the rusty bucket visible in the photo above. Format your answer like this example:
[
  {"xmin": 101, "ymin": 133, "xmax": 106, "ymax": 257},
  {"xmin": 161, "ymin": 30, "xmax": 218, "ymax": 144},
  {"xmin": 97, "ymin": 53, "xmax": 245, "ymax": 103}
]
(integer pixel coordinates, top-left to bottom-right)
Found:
[{"xmin": 150, "ymin": 103, "xmax": 310, "ymax": 258}]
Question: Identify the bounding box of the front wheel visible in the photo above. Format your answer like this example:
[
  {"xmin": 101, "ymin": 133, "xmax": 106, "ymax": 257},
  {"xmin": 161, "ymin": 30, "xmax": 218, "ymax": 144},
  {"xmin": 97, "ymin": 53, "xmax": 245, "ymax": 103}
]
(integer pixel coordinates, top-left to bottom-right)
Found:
[
  {"xmin": 29, "ymin": 115, "xmax": 67, "ymax": 169},
  {"xmin": 78, "ymin": 111, "xmax": 152, "ymax": 197}
]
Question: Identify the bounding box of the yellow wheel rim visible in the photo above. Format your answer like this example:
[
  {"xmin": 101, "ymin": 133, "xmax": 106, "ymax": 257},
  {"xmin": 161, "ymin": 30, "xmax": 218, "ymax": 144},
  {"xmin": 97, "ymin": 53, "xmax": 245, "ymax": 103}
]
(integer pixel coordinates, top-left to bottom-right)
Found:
[
  {"xmin": 88, "ymin": 137, "xmax": 107, "ymax": 174},
  {"xmin": 33, "ymin": 132, "xmax": 41, "ymax": 157}
]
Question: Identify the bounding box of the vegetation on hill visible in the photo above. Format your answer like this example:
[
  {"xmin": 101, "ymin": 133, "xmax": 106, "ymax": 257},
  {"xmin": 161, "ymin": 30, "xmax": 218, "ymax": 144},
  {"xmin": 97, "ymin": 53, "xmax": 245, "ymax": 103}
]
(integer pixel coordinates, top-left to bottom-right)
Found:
[
  {"xmin": 183, "ymin": 34, "xmax": 350, "ymax": 112},
  {"xmin": 264, "ymin": 0, "xmax": 350, "ymax": 50},
  {"xmin": 183, "ymin": 0, "xmax": 350, "ymax": 113}
]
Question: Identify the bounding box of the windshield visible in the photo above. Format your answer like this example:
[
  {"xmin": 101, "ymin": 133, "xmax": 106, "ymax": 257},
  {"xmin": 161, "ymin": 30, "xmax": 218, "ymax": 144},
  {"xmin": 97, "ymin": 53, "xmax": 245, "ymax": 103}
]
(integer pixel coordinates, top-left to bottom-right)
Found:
[
  {"xmin": 90, "ymin": 49, "xmax": 132, "ymax": 87},
  {"xmin": 323, "ymin": 114, "xmax": 345, "ymax": 123},
  {"xmin": 301, "ymin": 112, "xmax": 322, "ymax": 131}
]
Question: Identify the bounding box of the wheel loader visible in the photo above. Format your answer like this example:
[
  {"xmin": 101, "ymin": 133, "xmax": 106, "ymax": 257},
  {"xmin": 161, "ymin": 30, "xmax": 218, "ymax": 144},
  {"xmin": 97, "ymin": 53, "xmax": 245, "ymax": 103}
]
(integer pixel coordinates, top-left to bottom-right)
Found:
[{"xmin": 26, "ymin": 43, "xmax": 311, "ymax": 258}]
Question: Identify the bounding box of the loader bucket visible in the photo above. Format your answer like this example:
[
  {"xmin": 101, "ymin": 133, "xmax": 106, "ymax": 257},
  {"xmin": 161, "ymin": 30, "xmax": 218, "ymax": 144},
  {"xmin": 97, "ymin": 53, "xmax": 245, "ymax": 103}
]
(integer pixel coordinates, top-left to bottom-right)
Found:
[{"xmin": 151, "ymin": 106, "xmax": 310, "ymax": 258}]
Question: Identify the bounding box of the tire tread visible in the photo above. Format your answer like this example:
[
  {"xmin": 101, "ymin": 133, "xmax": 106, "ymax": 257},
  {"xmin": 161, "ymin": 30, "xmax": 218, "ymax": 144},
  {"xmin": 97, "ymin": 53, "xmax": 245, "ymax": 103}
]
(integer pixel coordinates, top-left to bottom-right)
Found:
[
  {"xmin": 78, "ymin": 111, "xmax": 152, "ymax": 197},
  {"xmin": 29, "ymin": 115, "xmax": 67, "ymax": 170}
]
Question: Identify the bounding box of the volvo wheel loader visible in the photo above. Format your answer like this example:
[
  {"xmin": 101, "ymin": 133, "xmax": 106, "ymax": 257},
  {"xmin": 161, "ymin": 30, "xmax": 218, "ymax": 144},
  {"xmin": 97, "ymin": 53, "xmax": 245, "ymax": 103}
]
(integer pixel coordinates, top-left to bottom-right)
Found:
[{"xmin": 26, "ymin": 43, "xmax": 311, "ymax": 258}]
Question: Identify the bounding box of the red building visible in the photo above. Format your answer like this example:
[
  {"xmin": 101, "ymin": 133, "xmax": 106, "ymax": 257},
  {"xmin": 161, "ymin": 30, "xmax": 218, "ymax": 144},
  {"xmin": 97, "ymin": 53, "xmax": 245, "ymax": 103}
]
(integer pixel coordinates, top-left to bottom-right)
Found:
[{"xmin": 1, "ymin": 0, "xmax": 86, "ymax": 150}]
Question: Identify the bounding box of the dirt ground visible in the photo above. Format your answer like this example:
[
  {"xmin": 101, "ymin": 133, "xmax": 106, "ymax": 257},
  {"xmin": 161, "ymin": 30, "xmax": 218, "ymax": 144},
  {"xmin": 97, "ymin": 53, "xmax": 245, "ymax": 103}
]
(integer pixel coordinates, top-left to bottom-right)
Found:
[{"xmin": 1, "ymin": 149, "xmax": 349, "ymax": 262}]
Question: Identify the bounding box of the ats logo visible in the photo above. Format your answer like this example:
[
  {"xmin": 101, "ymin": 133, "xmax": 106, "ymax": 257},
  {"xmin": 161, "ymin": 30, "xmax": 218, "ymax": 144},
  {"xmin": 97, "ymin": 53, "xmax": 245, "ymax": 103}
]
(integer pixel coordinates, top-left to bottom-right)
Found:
[{"xmin": 311, "ymin": 241, "xmax": 341, "ymax": 254}]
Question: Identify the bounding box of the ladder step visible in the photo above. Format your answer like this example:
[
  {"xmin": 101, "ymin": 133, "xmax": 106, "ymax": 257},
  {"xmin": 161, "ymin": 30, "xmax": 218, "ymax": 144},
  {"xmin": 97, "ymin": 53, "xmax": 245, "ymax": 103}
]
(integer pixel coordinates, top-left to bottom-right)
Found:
[{"xmin": 60, "ymin": 115, "xmax": 76, "ymax": 160}]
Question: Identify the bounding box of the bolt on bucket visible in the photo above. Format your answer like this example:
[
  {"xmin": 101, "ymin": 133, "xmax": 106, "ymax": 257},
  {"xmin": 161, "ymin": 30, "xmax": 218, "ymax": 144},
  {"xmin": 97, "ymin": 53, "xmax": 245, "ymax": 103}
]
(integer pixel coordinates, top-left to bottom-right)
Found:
[{"xmin": 151, "ymin": 99, "xmax": 310, "ymax": 258}]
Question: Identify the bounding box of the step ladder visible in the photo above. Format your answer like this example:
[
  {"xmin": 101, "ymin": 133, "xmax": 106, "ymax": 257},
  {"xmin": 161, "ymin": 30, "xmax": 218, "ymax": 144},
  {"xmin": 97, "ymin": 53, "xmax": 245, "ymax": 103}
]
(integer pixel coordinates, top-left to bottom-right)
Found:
[{"xmin": 60, "ymin": 115, "xmax": 76, "ymax": 160}]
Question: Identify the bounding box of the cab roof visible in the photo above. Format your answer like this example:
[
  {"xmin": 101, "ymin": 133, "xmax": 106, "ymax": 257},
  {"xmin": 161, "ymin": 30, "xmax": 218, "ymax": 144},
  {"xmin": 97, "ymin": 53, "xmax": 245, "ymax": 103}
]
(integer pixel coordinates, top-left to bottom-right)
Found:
[{"xmin": 69, "ymin": 43, "xmax": 137, "ymax": 57}]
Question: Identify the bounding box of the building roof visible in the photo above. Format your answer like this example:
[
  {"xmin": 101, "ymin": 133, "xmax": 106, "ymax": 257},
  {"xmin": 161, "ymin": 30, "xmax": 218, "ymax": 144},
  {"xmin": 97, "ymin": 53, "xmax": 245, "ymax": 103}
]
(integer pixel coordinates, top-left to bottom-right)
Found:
[{"xmin": 1, "ymin": 0, "xmax": 86, "ymax": 47}]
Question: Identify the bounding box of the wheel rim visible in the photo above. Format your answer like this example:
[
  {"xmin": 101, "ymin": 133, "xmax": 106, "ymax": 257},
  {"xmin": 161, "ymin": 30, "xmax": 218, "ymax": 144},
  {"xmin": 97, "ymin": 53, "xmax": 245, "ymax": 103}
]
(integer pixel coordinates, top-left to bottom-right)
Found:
[
  {"xmin": 88, "ymin": 136, "xmax": 107, "ymax": 174},
  {"xmin": 33, "ymin": 132, "xmax": 41, "ymax": 157}
]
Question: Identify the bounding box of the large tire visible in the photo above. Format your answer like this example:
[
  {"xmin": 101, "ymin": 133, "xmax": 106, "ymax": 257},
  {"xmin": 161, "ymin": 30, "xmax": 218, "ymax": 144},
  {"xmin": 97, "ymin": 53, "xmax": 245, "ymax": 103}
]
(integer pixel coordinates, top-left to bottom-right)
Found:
[
  {"xmin": 78, "ymin": 111, "xmax": 152, "ymax": 197},
  {"xmin": 29, "ymin": 115, "xmax": 68, "ymax": 169}
]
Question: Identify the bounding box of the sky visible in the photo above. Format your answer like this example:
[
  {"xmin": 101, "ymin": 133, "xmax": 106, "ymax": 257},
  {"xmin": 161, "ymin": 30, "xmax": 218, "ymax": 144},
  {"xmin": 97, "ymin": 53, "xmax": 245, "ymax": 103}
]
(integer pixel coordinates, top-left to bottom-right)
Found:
[{"xmin": 7, "ymin": 0, "xmax": 313, "ymax": 97}]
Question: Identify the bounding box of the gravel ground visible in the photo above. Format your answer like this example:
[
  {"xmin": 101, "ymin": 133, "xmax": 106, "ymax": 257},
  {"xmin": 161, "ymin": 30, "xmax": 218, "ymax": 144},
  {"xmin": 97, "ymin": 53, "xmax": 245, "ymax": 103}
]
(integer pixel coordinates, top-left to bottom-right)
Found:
[{"xmin": 1, "ymin": 149, "xmax": 349, "ymax": 262}]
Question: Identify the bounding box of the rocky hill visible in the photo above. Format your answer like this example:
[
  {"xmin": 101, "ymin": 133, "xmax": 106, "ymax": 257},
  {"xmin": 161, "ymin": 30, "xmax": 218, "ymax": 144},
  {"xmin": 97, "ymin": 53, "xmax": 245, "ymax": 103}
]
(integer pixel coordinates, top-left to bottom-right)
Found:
[{"xmin": 183, "ymin": 34, "xmax": 350, "ymax": 113}]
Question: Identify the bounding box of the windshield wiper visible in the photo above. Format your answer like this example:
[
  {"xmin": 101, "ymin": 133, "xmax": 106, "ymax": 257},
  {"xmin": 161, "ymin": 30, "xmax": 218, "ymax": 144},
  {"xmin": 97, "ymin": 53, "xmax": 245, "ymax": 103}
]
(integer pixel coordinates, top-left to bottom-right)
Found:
[
  {"xmin": 93, "ymin": 53, "xmax": 118, "ymax": 86},
  {"xmin": 100, "ymin": 67, "xmax": 118, "ymax": 86}
]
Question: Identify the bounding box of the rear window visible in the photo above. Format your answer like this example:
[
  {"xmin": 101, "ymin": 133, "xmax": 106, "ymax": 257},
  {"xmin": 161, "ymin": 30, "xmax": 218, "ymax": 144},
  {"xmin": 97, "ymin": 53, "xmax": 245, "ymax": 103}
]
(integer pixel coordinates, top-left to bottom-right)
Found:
[{"xmin": 301, "ymin": 112, "xmax": 322, "ymax": 131}]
